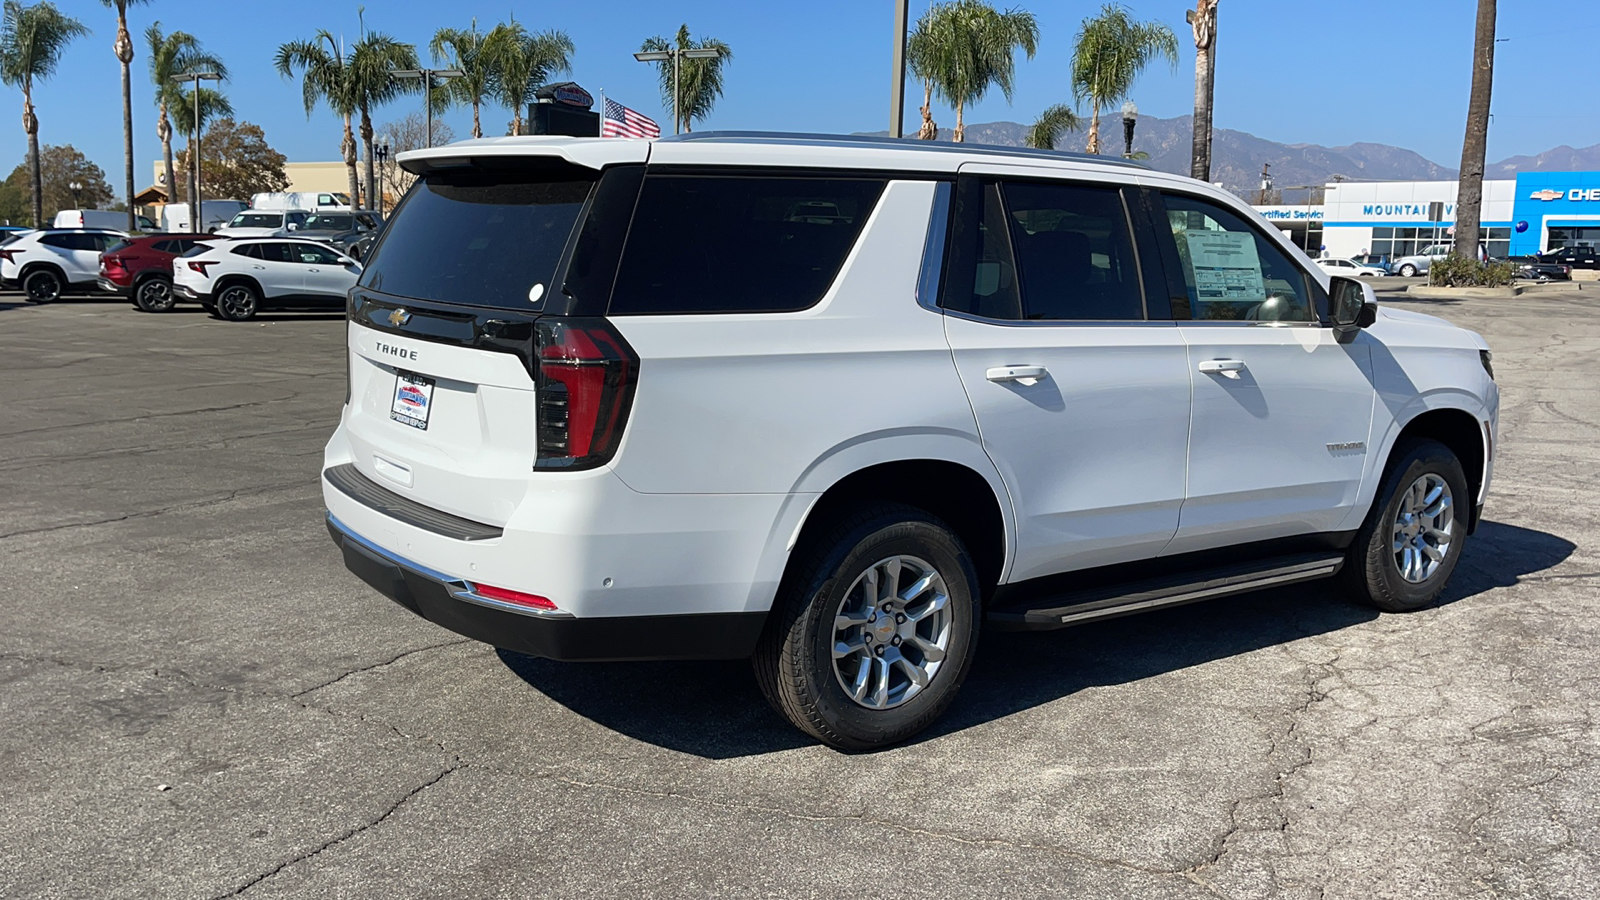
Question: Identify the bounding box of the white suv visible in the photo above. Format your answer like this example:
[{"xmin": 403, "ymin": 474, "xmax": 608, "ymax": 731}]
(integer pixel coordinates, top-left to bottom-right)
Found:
[
  {"xmin": 1, "ymin": 228, "xmax": 126, "ymax": 302},
  {"xmin": 322, "ymin": 134, "xmax": 1499, "ymax": 749},
  {"xmin": 172, "ymin": 237, "xmax": 361, "ymax": 321}
]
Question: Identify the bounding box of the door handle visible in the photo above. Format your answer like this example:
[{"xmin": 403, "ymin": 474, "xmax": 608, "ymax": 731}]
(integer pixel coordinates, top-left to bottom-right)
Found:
[
  {"xmin": 1198, "ymin": 359, "xmax": 1246, "ymax": 379},
  {"xmin": 986, "ymin": 365, "xmax": 1048, "ymax": 386},
  {"xmin": 251, "ymin": 265, "xmax": 265, "ymax": 270}
]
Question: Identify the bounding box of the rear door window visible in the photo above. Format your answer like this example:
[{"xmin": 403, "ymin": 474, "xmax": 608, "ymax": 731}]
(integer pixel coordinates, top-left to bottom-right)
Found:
[
  {"xmin": 358, "ymin": 167, "xmax": 595, "ymax": 309},
  {"xmin": 999, "ymin": 180, "xmax": 1144, "ymax": 320},
  {"xmin": 608, "ymin": 174, "xmax": 887, "ymax": 315}
]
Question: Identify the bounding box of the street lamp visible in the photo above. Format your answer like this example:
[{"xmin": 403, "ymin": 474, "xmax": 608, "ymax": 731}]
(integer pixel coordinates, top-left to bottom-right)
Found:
[
  {"xmin": 374, "ymin": 143, "xmax": 391, "ymax": 215},
  {"xmin": 170, "ymin": 71, "xmax": 221, "ymax": 232},
  {"xmin": 68, "ymin": 180, "xmax": 82, "ymax": 207},
  {"xmin": 1259, "ymin": 162, "xmax": 1274, "ymax": 205},
  {"xmin": 391, "ymin": 69, "xmax": 465, "ymax": 149},
  {"xmin": 632, "ymin": 47, "xmax": 722, "ymax": 135},
  {"xmin": 891, "ymin": 0, "xmax": 909, "ymax": 138},
  {"xmin": 1121, "ymin": 100, "xmax": 1138, "ymax": 159}
]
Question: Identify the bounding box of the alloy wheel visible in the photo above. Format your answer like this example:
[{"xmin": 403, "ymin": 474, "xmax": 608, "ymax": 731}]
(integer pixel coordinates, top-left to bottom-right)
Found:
[
  {"xmin": 218, "ymin": 286, "xmax": 256, "ymax": 320},
  {"xmin": 831, "ymin": 555, "xmax": 952, "ymax": 710},
  {"xmin": 137, "ymin": 279, "xmax": 173, "ymax": 312},
  {"xmin": 1392, "ymin": 473, "xmax": 1454, "ymax": 583},
  {"xmin": 25, "ymin": 272, "xmax": 61, "ymax": 303}
]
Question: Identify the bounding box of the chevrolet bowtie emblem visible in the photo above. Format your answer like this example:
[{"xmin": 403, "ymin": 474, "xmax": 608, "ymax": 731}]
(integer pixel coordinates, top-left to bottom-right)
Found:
[
  {"xmin": 1529, "ymin": 189, "xmax": 1563, "ymax": 202},
  {"xmin": 388, "ymin": 308, "xmax": 411, "ymax": 327}
]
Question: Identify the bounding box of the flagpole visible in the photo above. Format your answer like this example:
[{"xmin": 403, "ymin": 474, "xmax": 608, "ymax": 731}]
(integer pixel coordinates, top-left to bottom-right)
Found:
[{"xmin": 598, "ymin": 89, "xmax": 605, "ymax": 137}]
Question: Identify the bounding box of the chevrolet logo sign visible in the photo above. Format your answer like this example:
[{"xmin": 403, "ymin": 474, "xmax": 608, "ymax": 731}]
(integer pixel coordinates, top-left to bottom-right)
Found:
[
  {"xmin": 1529, "ymin": 189, "xmax": 1563, "ymax": 202},
  {"xmin": 387, "ymin": 308, "xmax": 411, "ymax": 327}
]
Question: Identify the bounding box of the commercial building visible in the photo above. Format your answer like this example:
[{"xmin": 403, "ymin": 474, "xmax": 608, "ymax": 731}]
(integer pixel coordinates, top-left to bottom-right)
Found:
[{"xmin": 1253, "ymin": 170, "xmax": 1600, "ymax": 260}]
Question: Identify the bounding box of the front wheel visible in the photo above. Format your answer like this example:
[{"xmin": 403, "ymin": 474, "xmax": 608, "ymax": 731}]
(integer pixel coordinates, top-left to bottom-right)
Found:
[
  {"xmin": 1399, "ymin": 264, "xmax": 1418, "ymax": 277},
  {"xmin": 753, "ymin": 503, "xmax": 981, "ymax": 751},
  {"xmin": 1343, "ymin": 439, "xmax": 1470, "ymax": 612},
  {"xmin": 134, "ymin": 278, "xmax": 175, "ymax": 312},
  {"xmin": 23, "ymin": 269, "xmax": 62, "ymax": 304},
  {"xmin": 215, "ymin": 283, "xmax": 259, "ymax": 322}
]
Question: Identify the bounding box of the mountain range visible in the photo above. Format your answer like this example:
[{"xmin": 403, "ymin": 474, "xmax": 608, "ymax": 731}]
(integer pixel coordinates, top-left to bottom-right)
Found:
[{"xmin": 860, "ymin": 115, "xmax": 1600, "ymax": 202}]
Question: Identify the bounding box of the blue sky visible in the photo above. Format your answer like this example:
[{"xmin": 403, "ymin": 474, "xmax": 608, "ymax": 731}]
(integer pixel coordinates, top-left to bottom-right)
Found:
[{"xmin": 4, "ymin": 0, "xmax": 1596, "ymax": 185}]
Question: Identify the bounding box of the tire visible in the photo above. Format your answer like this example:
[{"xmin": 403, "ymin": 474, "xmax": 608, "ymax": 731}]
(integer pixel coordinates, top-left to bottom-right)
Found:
[
  {"xmin": 1342, "ymin": 438, "xmax": 1470, "ymax": 612},
  {"xmin": 753, "ymin": 502, "xmax": 981, "ymax": 751},
  {"xmin": 133, "ymin": 277, "xmax": 175, "ymax": 313},
  {"xmin": 214, "ymin": 282, "xmax": 259, "ymax": 321},
  {"xmin": 1399, "ymin": 264, "xmax": 1418, "ymax": 277},
  {"xmin": 22, "ymin": 268, "xmax": 62, "ymax": 304}
]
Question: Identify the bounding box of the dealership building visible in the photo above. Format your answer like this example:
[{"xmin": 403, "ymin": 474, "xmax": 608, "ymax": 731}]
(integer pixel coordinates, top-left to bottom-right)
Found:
[{"xmin": 1253, "ymin": 170, "xmax": 1600, "ymax": 260}]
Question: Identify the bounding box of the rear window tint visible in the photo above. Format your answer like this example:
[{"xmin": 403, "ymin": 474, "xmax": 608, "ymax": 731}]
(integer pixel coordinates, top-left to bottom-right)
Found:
[
  {"xmin": 609, "ymin": 175, "xmax": 886, "ymax": 315},
  {"xmin": 359, "ymin": 169, "xmax": 593, "ymax": 309}
]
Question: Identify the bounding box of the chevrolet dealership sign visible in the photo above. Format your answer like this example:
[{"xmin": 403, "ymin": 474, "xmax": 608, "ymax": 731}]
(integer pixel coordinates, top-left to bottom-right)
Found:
[{"xmin": 1529, "ymin": 188, "xmax": 1600, "ymax": 202}]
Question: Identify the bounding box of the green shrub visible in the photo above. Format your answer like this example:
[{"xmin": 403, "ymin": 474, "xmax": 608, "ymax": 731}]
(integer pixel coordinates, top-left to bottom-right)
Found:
[{"xmin": 1429, "ymin": 255, "xmax": 1516, "ymax": 288}]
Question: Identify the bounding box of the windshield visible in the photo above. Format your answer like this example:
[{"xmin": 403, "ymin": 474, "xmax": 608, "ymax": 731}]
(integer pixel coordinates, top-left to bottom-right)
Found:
[
  {"xmin": 359, "ymin": 168, "xmax": 594, "ymax": 309},
  {"xmin": 229, "ymin": 212, "xmax": 281, "ymax": 228},
  {"xmin": 303, "ymin": 214, "xmax": 355, "ymax": 231}
]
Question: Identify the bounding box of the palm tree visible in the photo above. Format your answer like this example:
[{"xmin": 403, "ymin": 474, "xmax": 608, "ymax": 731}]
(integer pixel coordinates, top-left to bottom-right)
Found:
[
  {"xmin": 488, "ymin": 20, "xmax": 574, "ymax": 136},
  {"xmin": 169, "ymin": 84, "xmax": 231, "ymax": 204},
  {"xmin": 1024, "ymin": 103, "xmax": 1081, "ymax": 150},
  {"xmin": 275, "ymin": 32, "xmax": 360, "ymax": 205},
  {"xmin": 1452, "ymin": 0, "xmax": 1495, "ymax": 263},
  {"xmin": 639, "ymin": 25, "xmax": 731, "ymax": 134},
  {"xmin": 350, "ymin": 30, "xmax": 417, "ymax": 211},
  {"xmin": 0, "ymin": 0, "xmax": 89, "ymax": 228},
  {"xmin": 906, "ymin": 5, "xmax": 953, "ymax": 140},
  {"xmin": 1070, "ymin": 4, "xmax": 1177, "ymax": 154},
  {"xmin": 146, "ymin": 24, "xmax": 225, "ymax": 213},
  {"xmin": 100, "ymin": 0, "xmax": 147, "ymax": 231},
  {"xmin": 1186, "ymin": 0, "xmax": 1217, "ymax": 180},
  {"xmin": 430, "ymin": 21, "xmax": 496, "ymax": 139},
  {"xmin": 907, "ymin": 0, "xmax": 1038, "ymax": 143}
]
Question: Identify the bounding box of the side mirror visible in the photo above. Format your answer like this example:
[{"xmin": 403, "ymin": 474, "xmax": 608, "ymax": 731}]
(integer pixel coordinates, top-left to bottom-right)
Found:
[
  {"xmin": 336, "ymin": 256, "xmax": 358, "ymax": 267},
  {"xmin": 1329, "ymin": 275, "xmax": 1378, "ymax": 339},
  {"xmin": 287, "ymin": 223, "xmax": 299, "ymax": 232}
]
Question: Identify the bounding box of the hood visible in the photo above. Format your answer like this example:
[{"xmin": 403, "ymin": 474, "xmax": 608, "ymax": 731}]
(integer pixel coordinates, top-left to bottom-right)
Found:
[{"xmin": 1373, "ymin": 304, "xmax": 1489, "ymax": 351}]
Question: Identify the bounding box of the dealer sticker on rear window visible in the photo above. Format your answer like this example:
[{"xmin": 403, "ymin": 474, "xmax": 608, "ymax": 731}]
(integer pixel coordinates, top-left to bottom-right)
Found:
[{"xmin": 390, "ymin": 372, "xmax": 435, "ymax": 430}]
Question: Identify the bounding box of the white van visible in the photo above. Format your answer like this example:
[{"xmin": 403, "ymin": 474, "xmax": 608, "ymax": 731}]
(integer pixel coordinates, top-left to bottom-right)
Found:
[
  {"xmin": 159, "ymin": 200, "xmax": 249, "ymax": 234},
  {"xmin": 250, "ymin": 191, "xmax": 351, "ymax": 212},
  {"xmin": 53, "ymin": 209, "xmax": 158, "ymax": 232}
]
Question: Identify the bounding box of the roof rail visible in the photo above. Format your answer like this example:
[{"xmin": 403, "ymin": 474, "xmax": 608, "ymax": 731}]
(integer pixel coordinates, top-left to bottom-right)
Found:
[{"xmin": 657, "ymin": 130, "xmax": 1150, "ymax": 170}]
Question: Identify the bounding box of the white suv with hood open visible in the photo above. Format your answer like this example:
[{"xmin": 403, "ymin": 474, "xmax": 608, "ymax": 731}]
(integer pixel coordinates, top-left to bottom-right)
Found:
[{"xmin": 322, "ymin": 133, "xmax": 1499, "ymax": 749}]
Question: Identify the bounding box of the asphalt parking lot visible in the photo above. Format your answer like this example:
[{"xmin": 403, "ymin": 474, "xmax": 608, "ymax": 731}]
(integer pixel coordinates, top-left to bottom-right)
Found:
[{"xmin": 1, "ymin": 286, "xmax": 1595, "ymax": 899}]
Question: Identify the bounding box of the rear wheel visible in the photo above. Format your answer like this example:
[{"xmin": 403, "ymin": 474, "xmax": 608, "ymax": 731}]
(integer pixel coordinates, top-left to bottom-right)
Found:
[
  {"xmin": 754, "ymin": 503, "xmax": 981, "ymax": 750},
  {"xmin": 1399, "ymin": 263, "xmax": 1418, "ymax": 277},
  {"xmin": 23, "ymin": 269, "xmax": 62, "ymax": 304},
  {"xmin": 215, "ymin": 283, "xmax": 259, "ymax": 321},
  {"xmin": 134, "ymin": 277, "xmax": 175, "ymax": 313},
  {"xmin": 1343, "ymin": 439, "xmax": 1470, "ymax": 612}
]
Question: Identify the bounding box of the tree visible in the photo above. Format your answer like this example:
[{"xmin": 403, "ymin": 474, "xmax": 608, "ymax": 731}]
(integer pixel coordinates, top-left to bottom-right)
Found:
[
  {"xmin": 1070, "ymin": 4, "xmax": 1177, "ymax": 154},
  {"xmin": 168, "ymin": 83, "xmax": 231, "ymax": 209},
  {"xmin": 275, "ymin": 31, "xmax": 360, "ymax": 206},
  {"xmin": 906, "ymin": 0, "xmax": 1038, "ymax": 143},
  {"xmin": 350, "ymin": 27, "xmax": 418, "ymax": 210},
  {"xmin": 376, "ymin": 111, "xmax": 453, "ymax": 206},
  {"xmin": 0, "ymin": 0, "xmax": 89, "ymax": 227},
  {"xmin": 1024, "ymin": 103, "xmax": 1081, "ymax": 150},
  {"xmin": 146, "ymin": 24, "xmax": 226, "ymax": 207},
  {"xmin": 1186, "ymin": 0, "xmax": 1217, "ymax": 180},
  {"xmin": 640, "ymin": 25, "xmax": 732, "ymax": 134},
  {"xmin": 430, "ymin": 21, "xmax": 497, "ymax": 139},
  {"xmin": 100, "ymin": 0, "xmax": 148, "ymax": 232},
  {"xmin": 488, "ymin": 19, "xmax": 573, "ymax": 136},
  {"xmin": 2, "ymin": 144, "xmax": 113, "ymax": 221},
  {"xmin": 173, "ymin": 118, "xmax": 287, "ymax": 202},
  {"xmin": 1453, "ymin": 0, "xmax": 1496, "ymax": 262}
]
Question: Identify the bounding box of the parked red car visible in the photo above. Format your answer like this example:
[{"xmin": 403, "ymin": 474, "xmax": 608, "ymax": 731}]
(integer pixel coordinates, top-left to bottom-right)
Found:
[{"xmin": 98, "ymin": 233, "xmax": 215, "ymax": 312}]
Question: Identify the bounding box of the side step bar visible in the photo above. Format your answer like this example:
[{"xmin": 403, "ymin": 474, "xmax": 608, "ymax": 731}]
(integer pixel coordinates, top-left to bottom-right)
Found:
[{"xmin": 987, "ymin": 552, "xmax": 1345, "ymax": 631}]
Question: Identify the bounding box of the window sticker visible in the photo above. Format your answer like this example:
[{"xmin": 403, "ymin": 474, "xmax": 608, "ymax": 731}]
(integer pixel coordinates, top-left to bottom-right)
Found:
[{"xmin": 1184, "ymin": 230, "xmax": 1265, "ymax": 301}]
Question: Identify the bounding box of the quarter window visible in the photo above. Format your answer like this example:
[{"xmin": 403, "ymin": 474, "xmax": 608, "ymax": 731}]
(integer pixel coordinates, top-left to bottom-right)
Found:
[
  {"xmin": 1161, "ymin": 193, "xmax": 1315, "ymax": 322},
  {"xmin": 609, "ymin": 175, "xmax": 886, "ymax": 315}
]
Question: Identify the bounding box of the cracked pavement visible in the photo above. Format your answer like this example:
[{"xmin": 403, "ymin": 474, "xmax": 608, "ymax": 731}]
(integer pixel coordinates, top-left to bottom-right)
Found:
[{"xmin": 0, "ymin": 289, "xmax": 1595, "ymax": 898}]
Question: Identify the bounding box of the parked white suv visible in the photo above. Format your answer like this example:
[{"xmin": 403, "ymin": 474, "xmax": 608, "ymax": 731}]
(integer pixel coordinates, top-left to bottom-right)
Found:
[
  {"xmin": 0, "ymin": 228, "xmax": 126, "ymax": 302},
  {"xmin": 172, "ymin": 237, "xmax": 361, "ymax": 321},
  {"xmin": 322, "ymin": 134, "xmax": 1499, "ymax": 749}
]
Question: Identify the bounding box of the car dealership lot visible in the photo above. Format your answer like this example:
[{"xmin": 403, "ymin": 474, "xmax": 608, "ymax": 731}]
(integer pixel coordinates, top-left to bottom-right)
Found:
[{"xmin": 0, "ymin": 291, "xmax": 1595, "ymax": 898}]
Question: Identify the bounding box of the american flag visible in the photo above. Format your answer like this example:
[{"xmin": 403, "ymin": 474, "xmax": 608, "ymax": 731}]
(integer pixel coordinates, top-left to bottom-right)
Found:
[{"xmin": 602, "ymin": 98, "xmax": 661, "ymax": 139}]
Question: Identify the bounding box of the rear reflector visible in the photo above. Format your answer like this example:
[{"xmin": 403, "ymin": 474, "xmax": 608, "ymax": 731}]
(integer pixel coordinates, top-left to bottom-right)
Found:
[
  {"xmin": 534, "ymin": 318, "xmax": 638, "ymax": 470},
  {"xmin": 469, "ymin": 583, "xmax": 558, "ymax": 611}
]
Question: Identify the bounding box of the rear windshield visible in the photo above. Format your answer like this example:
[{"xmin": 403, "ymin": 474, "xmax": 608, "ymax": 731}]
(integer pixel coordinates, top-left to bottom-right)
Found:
[
  {"xmin": 229, "ymin": 212, "xmax": 281, "ymax": 228},
  {"xmin": 359, "ymin": 169, "xmax": 593, "ymax": 309},
  {"xmin": 304, "ymin": 214, "xmax": 355, "ymax": 231}
]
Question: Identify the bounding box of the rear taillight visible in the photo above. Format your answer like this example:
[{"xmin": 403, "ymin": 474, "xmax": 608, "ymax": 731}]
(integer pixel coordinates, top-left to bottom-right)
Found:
[
  {"xmin": 533, "ymin": 318, "xmax": 638, "ymax": 470},
  {"xmin": 187, "ymin": 260, "xmax": 215, "ymax": 276},
  {"xmin": 468, "ymin": 582, "xmax": 559, "ymax": 611},
  {"xmin": 0, "ymin": 249, "xmax": 13, "ymax": 263}
]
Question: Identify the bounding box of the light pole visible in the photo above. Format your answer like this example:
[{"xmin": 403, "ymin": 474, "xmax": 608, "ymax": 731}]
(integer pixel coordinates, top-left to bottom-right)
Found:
[
  {"xmin": 1258, "ymin": 162, "xmax": 1274, "ymax": 205},
  {"xmin": 891, "ymin": 0, "xmax": 909, "ymax": 138},
  {"xmin": 170, "ymin": 71, "xmax": 221, "ymax": 232},
  {"xmin": 68, "ymin": 180, "xmax": 82, "ymax": 207},
  {"xmin": 1121, "ymin": 100, "xmax": 1138, "ymax": 158},
  {"xmin": 633, "ymin": 47, "xmax": 722, "ymax": 135},
  {"xmin": 375, "ymin": 143, "xmax": 390, "ymax": 214},
  {"xmin": 391, "ymin": 69, "xmax": 465, "ymax": 148}
]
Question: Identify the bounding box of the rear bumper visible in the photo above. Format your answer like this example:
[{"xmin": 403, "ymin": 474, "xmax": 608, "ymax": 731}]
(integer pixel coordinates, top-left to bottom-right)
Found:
[
  {"xmin": 325, "ymin": 513, "xmax": 767, "ymax": 662},
  {"xmin": 172, "ymin": 282, "xmax": 207, "ymax": 301},
  {"xmin": 97, "ymin": 277, "xmax": 130, "ymax": 295}
]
